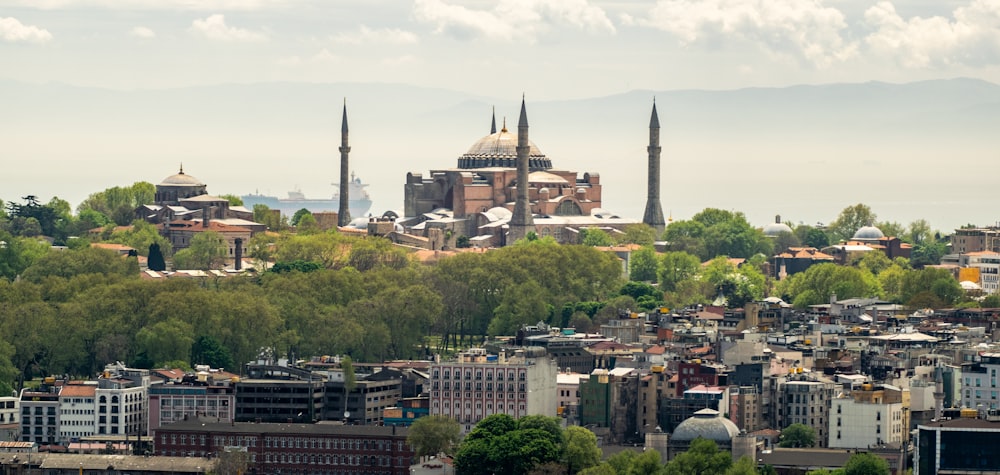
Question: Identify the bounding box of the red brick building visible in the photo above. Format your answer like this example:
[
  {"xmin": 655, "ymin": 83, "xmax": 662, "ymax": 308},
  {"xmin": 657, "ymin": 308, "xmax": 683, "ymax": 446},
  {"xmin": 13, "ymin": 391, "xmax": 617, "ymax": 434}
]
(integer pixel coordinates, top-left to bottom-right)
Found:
[{"xmin": 155, "ymin": 418, "xmax": 414, "ymax": 475}]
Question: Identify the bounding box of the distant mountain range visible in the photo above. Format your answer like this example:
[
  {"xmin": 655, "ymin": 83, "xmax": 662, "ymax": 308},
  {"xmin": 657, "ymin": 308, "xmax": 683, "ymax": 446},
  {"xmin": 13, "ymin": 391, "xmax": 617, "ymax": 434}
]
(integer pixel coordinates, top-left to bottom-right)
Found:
[{"xmin": 2, "ymin": 78, "xmax": 997, "ymax": 232}]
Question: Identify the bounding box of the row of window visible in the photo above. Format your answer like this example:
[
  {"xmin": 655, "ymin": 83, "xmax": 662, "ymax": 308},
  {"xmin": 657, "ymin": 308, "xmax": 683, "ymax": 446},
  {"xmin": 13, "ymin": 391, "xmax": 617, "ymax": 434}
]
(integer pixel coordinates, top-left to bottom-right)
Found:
[
  {"xmin": 432, "ymin": 391, "xmax": 526, "ymax": 400},
  {"xmin": 433, "ymin": 369, "xmax": 526, "ymax": 381},
  {"xmin": 263, "ymin": 454, "xmax": 401, "ymax": 467}
]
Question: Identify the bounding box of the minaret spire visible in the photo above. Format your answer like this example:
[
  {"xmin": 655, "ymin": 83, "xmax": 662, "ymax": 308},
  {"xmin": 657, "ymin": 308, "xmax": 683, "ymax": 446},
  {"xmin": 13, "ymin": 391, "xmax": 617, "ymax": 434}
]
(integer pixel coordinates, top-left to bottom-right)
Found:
[
  {"xmin": 509, "ymin": 96, "xmax": 535, "ymax": 244},
  {"xmin": 337, "ymin": 99, "xmax": 352, "ymax": 226},
  {"xmin": 491, "ymin": 106, "xmax": 497, "ymax": 134},
  {"xmin": 642, "ymin": 100, "xmax": 666, "ymax": 233}
]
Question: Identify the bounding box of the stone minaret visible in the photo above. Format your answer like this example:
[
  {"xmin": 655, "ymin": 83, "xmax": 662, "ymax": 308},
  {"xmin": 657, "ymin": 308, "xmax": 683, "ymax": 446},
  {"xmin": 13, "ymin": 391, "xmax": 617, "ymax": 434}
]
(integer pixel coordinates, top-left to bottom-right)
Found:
[
  {"xmin": 508, "ymin": 98, "xmax": 535, "ymax": 243},
  {"xmin": 337, "ymin": 100, "xmax": 351, "ymax": 226},
  {"xmin": 642, "ymin": 101, "xmax": 666, "ymax": 233},
  {"xmin": 491, "ymin": 106, "xmax": 497, "ymax": 134}
]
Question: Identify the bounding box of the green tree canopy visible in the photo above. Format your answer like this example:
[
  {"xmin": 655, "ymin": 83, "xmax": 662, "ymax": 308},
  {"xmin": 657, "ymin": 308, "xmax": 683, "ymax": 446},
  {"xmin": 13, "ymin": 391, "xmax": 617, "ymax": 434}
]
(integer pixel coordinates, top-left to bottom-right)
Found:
[
  {"xmin": 779, "ymin": 423, "xmax": 817, "ymax": 448},
  {"xmin": 842, "ymin": 453, "xmax": 889, "ymax": 475},
  {"xmin": 828, "ymin": 204, "xmax": 876, "ymax": 242},
  {"xmin": 407, "ymin": 415, "xmax": 462, "ymax": 457},
  {"xmin": 663, "ymin": 437, "xmax": 731, "ymax": 475},
  {"xmin": 172, "ymin": 231, "xmax": 228, "ymax": 270}
]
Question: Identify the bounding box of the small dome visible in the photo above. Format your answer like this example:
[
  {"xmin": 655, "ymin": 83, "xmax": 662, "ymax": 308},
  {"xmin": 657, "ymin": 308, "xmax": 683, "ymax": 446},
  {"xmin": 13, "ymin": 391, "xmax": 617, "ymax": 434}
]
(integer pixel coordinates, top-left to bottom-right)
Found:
[
  {"xmin": 853, "ymin": 225, "xmax": 885, "ymax": 240},
  {"xmin": 671, "ymin": 408, "xmax": 740, "ymax": 443},
  {"xmin": 762, "ymin": 214, "xmax": 793, "ymax": 237},
  {"xmin": 160, "ymin": 167, "xmax": 204, "ymax": 186}
]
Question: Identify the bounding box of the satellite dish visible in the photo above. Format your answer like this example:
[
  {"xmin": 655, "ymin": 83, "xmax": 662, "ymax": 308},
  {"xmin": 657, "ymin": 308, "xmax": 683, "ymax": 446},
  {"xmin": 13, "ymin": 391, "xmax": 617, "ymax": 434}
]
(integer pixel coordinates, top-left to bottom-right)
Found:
[{"xmin": 343, "ymin": 411, "xmax": 350, "ymax": 419}]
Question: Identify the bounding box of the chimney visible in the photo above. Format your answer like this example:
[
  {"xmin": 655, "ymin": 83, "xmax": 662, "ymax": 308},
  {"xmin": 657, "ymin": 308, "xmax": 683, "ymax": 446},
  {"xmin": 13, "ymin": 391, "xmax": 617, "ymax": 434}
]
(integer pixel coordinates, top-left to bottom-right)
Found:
[
  {"xmin": 202, "ymin": 206, "xmax": 210, "ymax": 228},
  {"xmin": 234, "ymin": 238, "xmax": 243, "ymax": 271}
]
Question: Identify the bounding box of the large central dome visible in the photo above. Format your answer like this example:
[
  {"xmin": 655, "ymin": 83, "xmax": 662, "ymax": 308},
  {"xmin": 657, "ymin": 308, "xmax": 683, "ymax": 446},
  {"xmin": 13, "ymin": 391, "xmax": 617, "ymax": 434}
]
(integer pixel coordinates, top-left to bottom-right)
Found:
[{"xmin": 456, "ymin": 129, "xmax": 552, "ymax": 170}]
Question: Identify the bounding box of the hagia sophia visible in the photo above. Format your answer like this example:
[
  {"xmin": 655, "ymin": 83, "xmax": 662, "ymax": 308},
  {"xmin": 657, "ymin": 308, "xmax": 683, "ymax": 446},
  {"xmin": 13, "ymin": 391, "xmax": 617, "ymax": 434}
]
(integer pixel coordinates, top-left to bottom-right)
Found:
[{"xmin": 374, "ymin": 99, "xmax": 666, "ymax": 249}]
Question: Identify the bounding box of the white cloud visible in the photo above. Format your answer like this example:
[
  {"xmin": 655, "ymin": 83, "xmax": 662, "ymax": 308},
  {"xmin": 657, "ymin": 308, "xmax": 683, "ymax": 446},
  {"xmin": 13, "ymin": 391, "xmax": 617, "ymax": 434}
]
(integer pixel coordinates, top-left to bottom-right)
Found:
[
  {"xmin": 865, "ymin": 0, "xmax": 1000, "ymax": 68},
  {"xmin": 332, "ymin": 25, "xmax": 418, "ymax": 45},
  {"xmin": 642, "ymin": 0, "xmax": 857, "ymax": 68},
  {"xmin": 0, "ymin": 16, "xmax": 53, "ymax": 43},
  {"xmin": 189, "ymin": 14, "xmax": 267, "ymax": 42},
  {"xmin": 129, "ymin": 26, "xmax": 155, "ymax": 38},
  {"xmin": 413, "ymin": 0, "xmax": 615, "ymax": 42}
]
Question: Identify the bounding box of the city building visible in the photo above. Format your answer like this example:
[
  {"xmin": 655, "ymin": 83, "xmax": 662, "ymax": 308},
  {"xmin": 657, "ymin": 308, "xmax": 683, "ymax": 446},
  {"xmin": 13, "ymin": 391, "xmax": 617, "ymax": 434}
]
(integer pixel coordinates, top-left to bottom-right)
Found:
[
  {"xmin": 915, "ymin": 410, "xmax": 1000, "ymax": 475},
  {"xmin": 156, "ymin": 418, "xmax": 415, "ymax": 475},
  {"xmin": 20, "ymin": 384, "xmax": 59, "ymax": 445},
  {"xmin": 58, "ymin": 383, "xmax": 96, "ymax": 442},
  {"xmin": 148, "ymin": 383, "xmax": 235, "ymax": 435},
  {"xmin": 429, "ymin": 348, "xmax": 558, "ymax": 433},
  {"xmin": 960, "ymin": 352, "xmax": 1000, "ymax": 409},
  {"xmin": 828, "ymin": 394, "xmax": 904, "ymax": 448},
  {"xmin": 776, "ymin": 374, "xmax": 836, "ymax": 448}
]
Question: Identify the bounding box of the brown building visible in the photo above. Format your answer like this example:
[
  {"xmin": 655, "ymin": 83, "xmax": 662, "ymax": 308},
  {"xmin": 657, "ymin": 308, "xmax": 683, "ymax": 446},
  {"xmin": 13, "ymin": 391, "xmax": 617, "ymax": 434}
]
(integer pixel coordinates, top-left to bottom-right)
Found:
[{"xmin": 156, "ymin": 418, "xmax": 415, "ymax": 475}]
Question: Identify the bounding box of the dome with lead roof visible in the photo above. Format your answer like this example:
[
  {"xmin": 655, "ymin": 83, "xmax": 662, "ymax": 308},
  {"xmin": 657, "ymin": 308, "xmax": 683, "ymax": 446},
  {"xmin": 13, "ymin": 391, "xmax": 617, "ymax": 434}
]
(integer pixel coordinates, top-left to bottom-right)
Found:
[
  {"xmin": 853, "ymin": 225, "xmax": 885, "ymax": 240},
  {"xmin": 457, "ymin": 126, "xmax": 552, "ymax": 170},
  {"xmin": 763, "ymin": 214, "xmax": 793, "ymax": 237},
  {"xmin": 159, "ymin": 166, "xmax": 204, "ymax": 186},
  {"xmin": 671, "ymin": 408, "xmax": 740, "ymax": 443}
]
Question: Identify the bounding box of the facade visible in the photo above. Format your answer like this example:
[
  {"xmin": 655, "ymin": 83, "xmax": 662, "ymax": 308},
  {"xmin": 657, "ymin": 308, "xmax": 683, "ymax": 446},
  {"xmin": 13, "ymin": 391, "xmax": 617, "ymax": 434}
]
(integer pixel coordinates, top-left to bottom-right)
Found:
[
  {"xmin": 58, "ymin": 384, "xmax": 96, "ymax": 442},
  {"xmin": 828, "ymin": 396, "xmax": 904, "ymax": 448},
  {"xmin": 776, "ymin": 376, "xmax": 836, "ymax": 448},
  {"xmin": 960, "ymin": 352, "xmax": 1000, "ymax": 409},
  {"xmin": 660, "ymin": 385, "xmax": 729, "ymax": 433},
  {"xmin": 951, "ymin": 226, "xmax": 1000, "ymax": 254},
  {"xmin": 915, "ymin": 412, "xmax": 1000, "ymax": 475},
  {"xmin": 94, "ymin": 365, "xmax": 150, "ymax": 438},
  {"xmin": 234, "ymin": 379, "xmax": 325, "ymax": 423},
  {"xmin": 429, "ymin": 348, "xmax": 558, "ymax": 433},
  {"xmin": 960, "ymin": 251, "xmax": 1000, "ymax": 294},
  {"xmin": 323, "ymin": 378, "xmax": 402, "ymax": 425},
  {"xmin": 156, "ymin": 418, "xmax": 415, "ymax": 475},
  {"xmin": 20, "ymin": 387, "xmax": 59, "ymax": 444},
  {"xmin": 148, "ymin": 383, "xmax": 235, "ymax": 434},
  {"xmin": 0, "ymin": 397, "xmax": 19, "ymax": 427},
  {"xmin": 729, "ymin": 385, "xmax": 763, "ymax": 432}
]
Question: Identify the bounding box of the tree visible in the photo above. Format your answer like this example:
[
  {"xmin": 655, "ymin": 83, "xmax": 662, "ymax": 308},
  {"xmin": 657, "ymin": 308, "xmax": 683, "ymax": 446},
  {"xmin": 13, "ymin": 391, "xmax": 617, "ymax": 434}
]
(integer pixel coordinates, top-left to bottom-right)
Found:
[
  {"xmin": 214, "ymin": 448, "xmax": 250, "ymax": 475},
  {"xmin": 190, "ymin": 335, "xmax": 234, "ymax": 370},
  {"xmin": 218, "ymin": 194, "xmax": 244, "ymax": 207},
  {"xmin": 455, "ymin": 414, "xmax": 564, "ymax": 475},
  {"xmin": 172, "ymin": 231, "xmax": 228, "ymax": 270},
  {"xmin": 148, "ymin": 242, "xmax": 166, "ymax": 271},
  {"xmin": 842, "ymin": 453, "xmax": 889, "ymax": 475},
  {"xmin": 828, "ymin": 204, "xmax": 876, "ymax": 242},
  {"xmin": 291, "ymin": 208, "xmax": 312, "ymax": 226},
  {"xmin": 906, "ymin": 219, "xmax": 932, "ymax": 245},
  {"xmin": 795, "ymin": 225, "xmax": 830, "ymax": 249},
  {"xmin": 779, "ymin": 423, "xmax": 817, "ymax": 448},
  {"xmin": 618, "ymin": 224, "xmax": 657, "ymax": 246},
  {"xmin": 581, "ymin": 228, "xmax": 613, "ymax": 247},
  {"xmin": 341, "ymin": 356, "xmax": 356, "ymax": 412},
  {"xmin": 296, "ymin": 212, "xmax": 320, "ymax": 235},
  {"xmin": 725, "ymin": 456, "xmax": 758, "ymax": 475},
  {"xmin": 77, "ymin": 182, "xmax": 155, "ymax": 226},
  {"xmin": 135, "ymin": 319, "xmax": 195, "ymax": 368},
  {"xmin": 562, "ymin": 426, "xmax": 601, "ymax": 474},
  {"xmin": 109, "ymin": 220, "xmax": 172, "ymax": 257},
  {"xmin": 629, "ymin": 246, "xmax": 659, "ymax": 282},
  {"xmin": 658, "ymin": 251, "xmax": 701, "ymax": 292},
  {"xmin": 407, "ymin": 415, "xmax": 461, "ymax": 457},
  {"xmin": 663, "ymin": 437, "xmax": 731, "ymax": 475}
]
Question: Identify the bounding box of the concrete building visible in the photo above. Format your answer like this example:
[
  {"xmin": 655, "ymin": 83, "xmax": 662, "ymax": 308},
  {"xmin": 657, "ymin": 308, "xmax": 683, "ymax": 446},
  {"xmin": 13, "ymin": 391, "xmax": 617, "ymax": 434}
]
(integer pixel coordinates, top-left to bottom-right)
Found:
[
  {"xmin": 829, "ymin": 395, "xmax": 904, "ymax": 448},
  {"xmin": 429, "ymin": 348, "xmax": 557, "ymax": 433},
  {"xmin": 156, "ymin": 418, "xmax": 415, "ymax": 475},
  {"xmin": 20, "ymin": 386, "xmax": 59, "ymax": 444},
  {"xmin": 95, "ymin": 364, "xmax": 150, "ymax": 437},
  {"xmin": 776, "ymin": 374, "xmax": 836, "ymax": 448},
  {"xmin": 58, "ymin": 383, "xmax": 96, "ymax": 442},
  {"xmin": 960, "ymin": 352, "xmax": 1000, "ymax": 409},
  {"xmin": 148, "ymin": 383, "xmax": 235, "ymax": 435},
  {"xmin": 915, "ymin": 411, "xmax": 1000, "ymax": 475}
]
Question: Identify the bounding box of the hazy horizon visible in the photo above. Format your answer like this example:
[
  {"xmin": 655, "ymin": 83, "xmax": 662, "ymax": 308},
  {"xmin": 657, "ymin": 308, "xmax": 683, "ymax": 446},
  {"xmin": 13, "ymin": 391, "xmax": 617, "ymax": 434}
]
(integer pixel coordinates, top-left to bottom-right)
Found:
[{"xmin": 4, "ymin": 0, "xmax": 1000, "ymax": 234}]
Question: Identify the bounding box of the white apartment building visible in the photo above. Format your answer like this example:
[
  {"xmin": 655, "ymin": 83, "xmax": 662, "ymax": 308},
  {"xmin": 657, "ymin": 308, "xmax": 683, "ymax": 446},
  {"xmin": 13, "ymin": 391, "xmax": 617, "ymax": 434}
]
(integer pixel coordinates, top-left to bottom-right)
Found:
[
  {"xmin": 58, "ymin": 383, "xmax": 97, "ymax": 442},
  {"xmin": 430, "ymin": 348, "xmax": 557, "ymax": 432},
  {"xmin": 0, "ymin": 396, "xmax": 19, "ymax": 426},
  {"xmin": 829, "ymin": 396, "xmax": 904, "ymax": 448},
  {"xmin": 961, "ymin": 251, "xmax": 1000, "ymax": 294},
  {"xmin": 960, "ymin": 353, "xmax": 1000, "ymax": 409}
]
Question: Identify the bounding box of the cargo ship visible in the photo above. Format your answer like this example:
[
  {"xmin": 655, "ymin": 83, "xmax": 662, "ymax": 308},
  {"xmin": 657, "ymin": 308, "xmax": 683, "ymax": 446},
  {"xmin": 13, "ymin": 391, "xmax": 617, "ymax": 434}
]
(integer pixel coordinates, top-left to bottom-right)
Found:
[{"xmin": 241, "ymin": 172, "xmax": 373, "ymax": 218}]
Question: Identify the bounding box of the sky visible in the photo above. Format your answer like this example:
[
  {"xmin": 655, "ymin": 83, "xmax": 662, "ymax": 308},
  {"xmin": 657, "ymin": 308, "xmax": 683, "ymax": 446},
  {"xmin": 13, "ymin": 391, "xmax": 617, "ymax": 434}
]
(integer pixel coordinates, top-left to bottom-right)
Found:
[
  {"xmin": 3, "ymin": 0, "xmax": 1000, "ymax": 97},
  {"xmin": 3, "ymin": 0, "xmax": 1000, "ymax": 231}
]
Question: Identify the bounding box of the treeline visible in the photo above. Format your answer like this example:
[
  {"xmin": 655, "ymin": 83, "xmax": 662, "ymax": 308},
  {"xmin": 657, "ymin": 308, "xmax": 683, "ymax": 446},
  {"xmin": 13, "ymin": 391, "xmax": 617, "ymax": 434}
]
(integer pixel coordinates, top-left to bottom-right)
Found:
[{"xmin": 0, "ymin": 233, "xmax": 629, "ymax": 390}]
